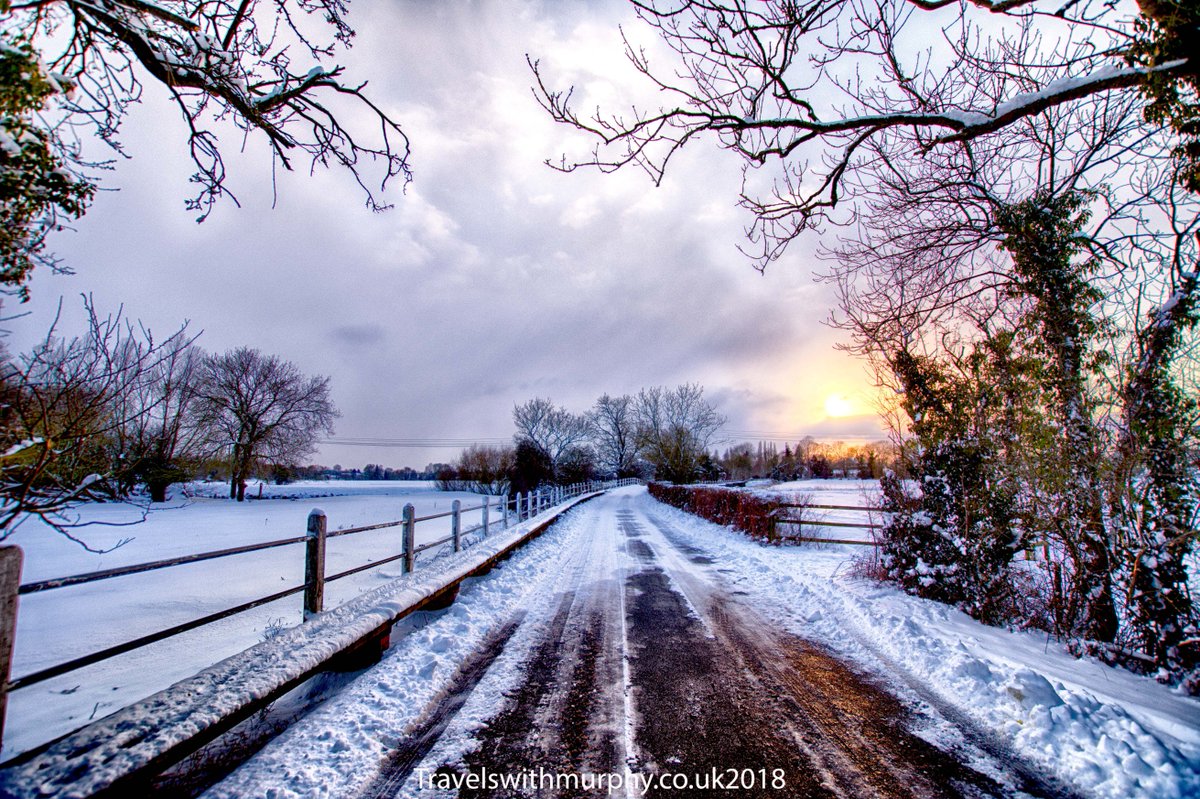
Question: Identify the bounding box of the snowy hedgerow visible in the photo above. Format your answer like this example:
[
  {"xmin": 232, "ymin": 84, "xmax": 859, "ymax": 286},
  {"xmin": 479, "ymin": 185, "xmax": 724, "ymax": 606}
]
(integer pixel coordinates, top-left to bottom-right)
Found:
[{"xmin": 647, "ymin": 482, "xmax": 781, "ymax": 541}]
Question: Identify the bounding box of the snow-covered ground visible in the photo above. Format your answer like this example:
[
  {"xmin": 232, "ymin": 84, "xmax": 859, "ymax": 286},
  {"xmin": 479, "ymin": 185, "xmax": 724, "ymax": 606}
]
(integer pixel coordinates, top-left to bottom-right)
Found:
[
  {"xmin": 203, "ymin": 485, "xmax": 1200, "ymax": 799},
  {"xmin": 661, "ymin": 486, "xmax": 1200, "ymax": 799},
  {"xmin": 744, "ymin": 480, "xmax": 1200, "ymax": 796},
  {"xmin": 7, "ymin": 481, "xmax": 1196, "ymax": 798},
  {"xmin": 2, "ymin": 480, "xmax": 501, "ymax": 759},
  {"xmin": 756, "ymin": 477, "xmax": 883, "ymax": 543}
]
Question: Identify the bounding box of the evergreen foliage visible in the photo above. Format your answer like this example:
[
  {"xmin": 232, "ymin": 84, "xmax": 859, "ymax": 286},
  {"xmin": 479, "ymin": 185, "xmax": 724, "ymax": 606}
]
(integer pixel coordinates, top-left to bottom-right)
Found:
[{"xmin": 0, "ymin": 37, "xmax": 93, "ymax": 296}]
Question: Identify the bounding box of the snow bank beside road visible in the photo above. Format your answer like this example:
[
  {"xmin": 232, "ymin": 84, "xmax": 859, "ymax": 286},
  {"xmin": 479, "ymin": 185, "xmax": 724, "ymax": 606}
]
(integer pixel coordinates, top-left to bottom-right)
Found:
[
  {"xmin": 1, "ymin": 494, "xmax": 596, "ymax": 799},
  {"xmin": 204, "ymin": 496, "xmax": 601, "ymax": 799},
  {"xmin": 645, "ymin": 497, "xmax": 1200, "ymax": 799}
]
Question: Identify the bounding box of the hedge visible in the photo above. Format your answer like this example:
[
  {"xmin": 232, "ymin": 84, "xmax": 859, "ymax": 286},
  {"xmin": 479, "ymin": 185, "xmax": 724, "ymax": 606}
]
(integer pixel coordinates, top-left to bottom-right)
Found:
[{"xmin": 647, "ymin": 482, "xmax": 783, "ymax": 541}]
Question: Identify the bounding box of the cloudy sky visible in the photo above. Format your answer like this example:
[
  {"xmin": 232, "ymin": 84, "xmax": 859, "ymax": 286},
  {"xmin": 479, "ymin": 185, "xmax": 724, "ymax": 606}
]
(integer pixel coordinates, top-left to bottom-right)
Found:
[{"xmin": 7, "ymin": 0, "xmax": 885, "ymax": 469}]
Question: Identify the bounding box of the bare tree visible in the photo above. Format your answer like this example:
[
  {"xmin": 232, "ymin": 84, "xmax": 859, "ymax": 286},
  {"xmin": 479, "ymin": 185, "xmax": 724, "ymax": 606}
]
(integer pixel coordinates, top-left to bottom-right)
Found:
[
  {"xmin": 115, "ymin": 337, "xmax": 207, "ymax": 502},
  {"xmin": 589, "ymin": 393, "xmax": 640, "ymax": 477},
  {"xmin": 511, "ymin": 397, "xmax": 591, "ymax": 472},
  {"xmin": 531, "ymin": 0, "xmax": 1196, "ymax": 267},
  {"xmin": 193, "ymin": 347, "xmax": 338, "ymax": 502},
  {"xmin": 0, "ymin": 298, "xmax": 193, "ymax": 546},
  {"xmin": 633, "ymin": 384, "xmax": 725, "ymax": 483},
  {"xmin": 450, "ymin": 443, "xmax": 515, "ymax": 495},
  {"xmin": 2, "ymin": 0, "xmax": 410, "ymax": 289}
]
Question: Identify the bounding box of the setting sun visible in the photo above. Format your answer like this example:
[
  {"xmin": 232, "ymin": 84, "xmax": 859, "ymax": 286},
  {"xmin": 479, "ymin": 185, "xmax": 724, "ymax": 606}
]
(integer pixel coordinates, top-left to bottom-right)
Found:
[{"xmin": 824, "ymin": 394, "xmax": 856, "ymax": 417}]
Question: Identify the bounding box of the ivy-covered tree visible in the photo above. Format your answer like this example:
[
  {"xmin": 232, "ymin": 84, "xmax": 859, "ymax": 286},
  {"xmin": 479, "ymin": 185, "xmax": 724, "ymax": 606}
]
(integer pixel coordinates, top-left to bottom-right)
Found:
[
  {"xmin": 1131, "ymin": 0, "xmax": 1200, "ymax": 193},
  {"xmin": 880, "ymin": 338, "xmax": 1034, "ymax": 625},
  {"xmin": 994, "ymin": 191, "xmax": 1118, "ymax": 643},
  {"xmin": 1115, "ymin": 250, "xmax": 1200, "ymax": 682}
]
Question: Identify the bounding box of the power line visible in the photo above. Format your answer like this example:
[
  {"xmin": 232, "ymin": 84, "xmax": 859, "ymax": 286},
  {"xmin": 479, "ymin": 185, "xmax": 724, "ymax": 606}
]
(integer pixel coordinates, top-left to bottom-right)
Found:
[
  {"xmin": 321, "ymin": 437, "xmax": 510, "ymax": 448},
  {"xmin": 323, "ymin": 428, "xmax": 886, "ymax": 450}
]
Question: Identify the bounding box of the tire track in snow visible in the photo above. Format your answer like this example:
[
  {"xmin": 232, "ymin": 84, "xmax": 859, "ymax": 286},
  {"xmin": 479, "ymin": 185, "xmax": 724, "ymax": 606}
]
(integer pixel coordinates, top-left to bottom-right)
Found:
[
  {"xmin": 641, "ymin": 499, "xmax": 1087, "ymax": 799},
  {"xmin": 375, "ymin": 497, "xmax": 629, "ymax": 798},
  {"xmin": 626, "ymin": 506, "xmax": 1012, "ymax": 799},
  {"xmin": 356, "ymin": 616, "xmax": 525, "ymax": 799},
  {"xmin": 398, "ymin": 490, "xmax": 1027, "ymax": 799}
]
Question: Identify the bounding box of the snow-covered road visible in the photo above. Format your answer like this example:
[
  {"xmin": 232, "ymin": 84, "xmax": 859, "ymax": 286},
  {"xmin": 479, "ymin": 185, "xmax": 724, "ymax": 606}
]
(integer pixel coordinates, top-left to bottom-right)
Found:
[{"xmin": 193, "ymin": 486, "xmax": 1193, "ymax": 798}]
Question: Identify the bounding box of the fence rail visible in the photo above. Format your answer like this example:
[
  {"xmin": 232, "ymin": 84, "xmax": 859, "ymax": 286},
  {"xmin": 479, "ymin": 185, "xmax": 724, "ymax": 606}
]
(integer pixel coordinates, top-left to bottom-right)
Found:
[
  {"xmin": 768, "ymin": 501, "xmax": 882, "ymax": 545},
  {"xmin": 0, "ymin": 478, "xmax": 640, "ymax": 755}
]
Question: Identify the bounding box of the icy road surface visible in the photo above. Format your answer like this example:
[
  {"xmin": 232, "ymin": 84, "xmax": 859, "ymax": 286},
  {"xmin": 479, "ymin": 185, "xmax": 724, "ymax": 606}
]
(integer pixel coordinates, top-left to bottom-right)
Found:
[{"xmin": 205, "ymin": 487, "xmax": 1198, "ymax": 799}]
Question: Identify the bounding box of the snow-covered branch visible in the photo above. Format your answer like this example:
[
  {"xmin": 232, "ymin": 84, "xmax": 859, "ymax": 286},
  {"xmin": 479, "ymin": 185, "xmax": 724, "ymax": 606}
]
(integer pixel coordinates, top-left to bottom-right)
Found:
[
  {"xmin": 534, "ymin": 0, "xmax": 1194, "ymax": 267},
  {"xmin": 2, "ymin": 0, "xmax": 410, "ymax": 225}
]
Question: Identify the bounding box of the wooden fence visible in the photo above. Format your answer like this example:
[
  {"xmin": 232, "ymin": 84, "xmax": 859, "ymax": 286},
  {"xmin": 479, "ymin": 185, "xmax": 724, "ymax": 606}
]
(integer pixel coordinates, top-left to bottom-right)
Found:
[
  {"xmin": 770, "ymin": 503, "xmax": 1050, "ymax": 560},
  {"xmin": 0, "ymin": 479, "xmax": 638, "ymax": 760},
  {"xmin": 768, "ymin": 502, "xmax": 883, "ymax": 545}
]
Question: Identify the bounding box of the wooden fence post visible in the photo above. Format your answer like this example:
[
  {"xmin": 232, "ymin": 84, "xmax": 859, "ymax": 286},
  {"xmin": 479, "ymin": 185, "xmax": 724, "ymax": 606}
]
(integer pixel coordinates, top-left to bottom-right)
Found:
[
  {"xmin": 403, "ymin": 504, "xmax": 416, "ymax": 574},
  {"xmin": 482, "ymin": 498, "xmax": 490, "ymax": 536},
  {"xmin": 502, "ymin": 494, "xmax": 509, "ymax": 528},
  {"xmin": 0, "ymin": 546, "xmax": 23, "ymax": 753},
  {"xmin": 452, "ymin": 499, "xmax": 462, "ymax": 553},
  {"xmin": 304, "ymin": 510, "xmax": 327, "ymax": 619}
]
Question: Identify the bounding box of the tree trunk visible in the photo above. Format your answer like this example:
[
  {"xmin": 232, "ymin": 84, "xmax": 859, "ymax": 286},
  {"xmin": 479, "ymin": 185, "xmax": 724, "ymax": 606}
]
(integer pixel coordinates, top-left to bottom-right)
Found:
[
  {"xmin": 229, "ymin": 443, "xmax": 244, "ymax": 500},
  {"xmin": 1117, "ymin": 269, "xmax": 1199, "ymax": 675},
  {"xmin": 148, "ymin": 480, "xmax": 169, "ymax": 503},
  {"xmin": 997, "ymin": 192, "xmax": 1116, "ymax": 643}
]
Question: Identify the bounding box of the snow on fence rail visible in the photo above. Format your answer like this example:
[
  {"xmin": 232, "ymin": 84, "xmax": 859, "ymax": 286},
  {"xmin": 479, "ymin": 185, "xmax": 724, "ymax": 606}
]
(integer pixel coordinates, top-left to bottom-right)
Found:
[{"xmin": 0, "ymin": 479, "xmax": 637, "ymax": 761}]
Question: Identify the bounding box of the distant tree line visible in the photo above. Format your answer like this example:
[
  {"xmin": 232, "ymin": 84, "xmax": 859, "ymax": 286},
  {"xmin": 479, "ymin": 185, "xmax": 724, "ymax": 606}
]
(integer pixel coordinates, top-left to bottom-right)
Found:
[
  {"xmin": 442, "ymin": 384, "xmax": 727, "ymax": 494},
  {"xmin": 718, "ymin": 439, "xmax": 891, "ymax": 482},
  {"xmin": 0, "ymin": 299, "xmax": 339, "ymax": 542},
  {"xmin": 288, "ymin": 463, "xmax": 448, "ymax": 482}
]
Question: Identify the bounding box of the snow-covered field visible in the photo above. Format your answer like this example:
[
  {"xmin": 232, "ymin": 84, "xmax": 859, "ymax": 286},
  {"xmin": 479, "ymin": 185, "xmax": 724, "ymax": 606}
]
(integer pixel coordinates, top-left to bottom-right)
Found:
[
  {"xmin": 205, "ymin": 484, "xmax": 1198, "ymax": 799},
  {"xmin": 6, "ymin": 480, "xmax": 1197, "ymax": 799},
  {"xmin": 2, "ymin": 480, "xmax": 501, "ymax": 759},
  {"xmin": 757, "ymin": 478, "xmax": 883, "ymax": 543}
]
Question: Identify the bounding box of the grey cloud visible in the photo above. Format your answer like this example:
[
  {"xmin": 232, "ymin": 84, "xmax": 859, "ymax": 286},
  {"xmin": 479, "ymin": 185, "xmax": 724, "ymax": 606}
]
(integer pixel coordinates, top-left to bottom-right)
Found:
[
  {"xmin": 330, "ymin": 324, "xmax": 386, "ymax": 347},
  {"xmin": 9, "ymin": 0, "xmax": 865, "ymax": 470}
]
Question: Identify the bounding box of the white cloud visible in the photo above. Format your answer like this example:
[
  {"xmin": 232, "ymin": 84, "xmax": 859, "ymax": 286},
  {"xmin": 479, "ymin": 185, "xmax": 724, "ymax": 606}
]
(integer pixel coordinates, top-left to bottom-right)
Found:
[{"xmin": 7, "ymin": 0, "xmax": 869, "ymax": 468}]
